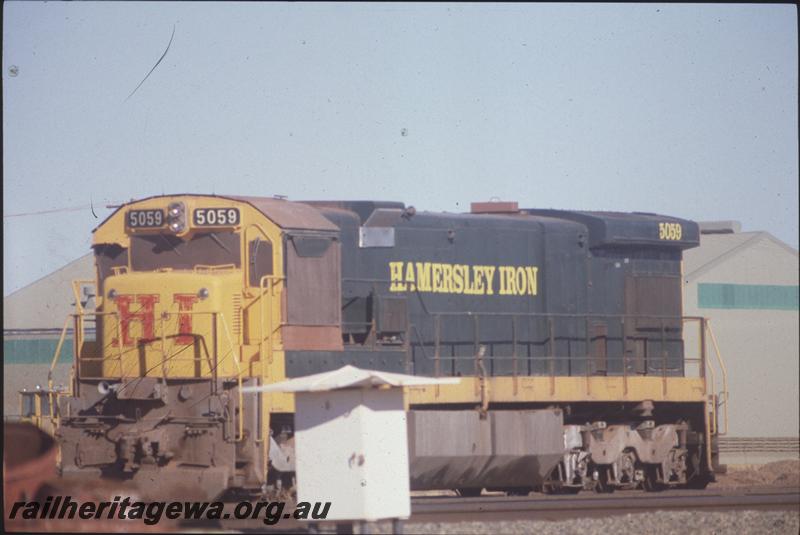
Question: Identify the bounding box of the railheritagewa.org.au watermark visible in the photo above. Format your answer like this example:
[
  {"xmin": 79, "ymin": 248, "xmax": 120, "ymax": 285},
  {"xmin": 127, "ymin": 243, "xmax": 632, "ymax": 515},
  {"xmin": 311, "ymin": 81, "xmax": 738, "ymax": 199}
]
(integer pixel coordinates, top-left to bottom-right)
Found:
[{"xmin": 8, "ymin": 496, "xmax": 331, "ymax": 525}]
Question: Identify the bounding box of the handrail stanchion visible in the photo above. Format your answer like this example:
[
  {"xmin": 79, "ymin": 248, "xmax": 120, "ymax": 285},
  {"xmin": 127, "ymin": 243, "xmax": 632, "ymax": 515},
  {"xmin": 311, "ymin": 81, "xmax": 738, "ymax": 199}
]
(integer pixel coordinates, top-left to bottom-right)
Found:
[
  {"xmin": 434, "ymin": 315, "xmax": 441, "ymax": 377},
  {"xmin": 404, "ymin": 320, "xmax": 412, "ymax": 375},
  {"xmin": 585, "ymin": 316, "xmax": 591, "ymax": 396},
  {"xmin": 702, "ymin": 319, "xmax": 717, "ymax": 436},
  {"xmin": 211, "ymin": 313, "xmax": 219, "ymax": 396},
  {"xmin": 255, "ymin": 277, "xmax": 273, "ymax": 478},
  {"xmin": 160, "ymin": 315, "xmax": 169, "ymax": 384},
  {"xmin": 661, "ymin": 318, "xmax": 667, "ymax": 397},
  {"xmin": 700, "ymin": 318, "xmax": 707, "ymax": 386},
  {"xmin": 434, "ymin": 315, "xmax": 441, "ymax": 398},
  {"xmin": 115, "ymin": 312, "xmax": 125, "ymax": 379},
  {"xmin": 256, "ymin": 275, "xmax": 281, "ymax": 457},
  {"xmin": 512, "ymin": 315, "xmax": 518, "ymax": 396},
  {"xmin": 706, "ymin": 320, "xmax": 729, "ymax": 436},
  {"xmin": 472, "ymin": 314, "xmax": 480, "ymax": 397},
  {"xmin": 47, "ymin": 316, "xmax": 71, "ymax": 428},
  {"xmin": 548, "ymin": 317, "xmax": 555, "ymax": 396},
  {"xmin": 259, "ymin": 278, "xmax": 266, "ymax": 368},
  {"xmin": 258, "ymin": 275, "xmax": 283, "ymax": 365},
  {"xmin": 219, "ymin": 312, "xmax": 245, "ymax": 442},
  {"xmin": 621, "ymin": 316, "xmax": 628, "ymax": 397}
]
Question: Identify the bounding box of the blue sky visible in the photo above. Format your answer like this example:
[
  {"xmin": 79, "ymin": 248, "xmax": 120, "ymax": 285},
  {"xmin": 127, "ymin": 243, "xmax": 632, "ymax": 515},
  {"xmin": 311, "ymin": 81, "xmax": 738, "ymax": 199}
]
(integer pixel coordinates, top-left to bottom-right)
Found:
[{"xmin": 3, "ymin": 2, "xmax": 798, "ymax": 295}]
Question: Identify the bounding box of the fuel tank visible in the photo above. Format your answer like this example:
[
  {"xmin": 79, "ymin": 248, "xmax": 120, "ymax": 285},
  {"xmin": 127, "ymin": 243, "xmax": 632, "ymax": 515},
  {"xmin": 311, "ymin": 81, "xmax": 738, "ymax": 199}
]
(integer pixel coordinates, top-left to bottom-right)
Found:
[{"xmin": 407, "ymin": 409, "xmax": 564, "ymax": 490}]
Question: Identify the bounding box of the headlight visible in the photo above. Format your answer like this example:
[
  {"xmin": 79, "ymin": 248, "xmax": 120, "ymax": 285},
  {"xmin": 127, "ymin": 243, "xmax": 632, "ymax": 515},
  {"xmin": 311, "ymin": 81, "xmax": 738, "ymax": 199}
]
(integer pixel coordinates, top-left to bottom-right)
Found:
[
  {"xmin": 167, "ymin": 202, "xmax": 186, "ymax": 233},
  {"xmin": 108, "ymin": 289, "xmax": 117, "ymax": 300},
  {"xmin": 168, "ymin": 202, "xmax": 184, "ymax": 218},
  {"xmin": 197, "ymin": 288, "xmax": 209, "ymax": 300}
]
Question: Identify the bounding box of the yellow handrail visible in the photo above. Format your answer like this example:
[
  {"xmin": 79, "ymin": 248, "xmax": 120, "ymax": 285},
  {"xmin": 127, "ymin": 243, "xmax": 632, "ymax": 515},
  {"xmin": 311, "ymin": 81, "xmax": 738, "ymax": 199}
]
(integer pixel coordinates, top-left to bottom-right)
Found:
[
  {"xmin": 71, "ymin": 280, "xmax": 97, "ymax": 378},
  {"xmin": 245, "ymin": 220, "xmax": 279, "ymax": 459},
  {"xmin": 706, "ymin": 319, "xmax": 729, "ymax": 436},
  {"xmin": 243, "ymin": 222, "xmax": 275, "ymax": 291},
  {"xmin": 47, "ymin": 316, "xmax": 72, "ymax": 427},
  {"xmin": 702, "ymin": 320, "xmax": 718, "ymax": 435},
  {"xmin": 260, "ymin": 277, "xmax": 270, "ymax": 367},
  {"xmin": 48, "ymin": 309, "xmax": 126, "ymax": 420},
  {"xmin": 256, "ymin": 271, "xmax": 284, "ymax": 478},
  {"xmin": 160, "ymin": 316, "xmax": 169, "ymax": 383},
  {"xmin": 71, "ymin": 279, "xmax": 95, "ymax": 313},
  {"xmin": 45, "ymin": 306, "xmax": 249, "ymax": 443},
  {"xmin": 259, "ymin": 275, "xmax": 284, "ymax": 364},
  {"xmin": 219, "ymin": 312, "xmax": 245, "ymax": 442}
]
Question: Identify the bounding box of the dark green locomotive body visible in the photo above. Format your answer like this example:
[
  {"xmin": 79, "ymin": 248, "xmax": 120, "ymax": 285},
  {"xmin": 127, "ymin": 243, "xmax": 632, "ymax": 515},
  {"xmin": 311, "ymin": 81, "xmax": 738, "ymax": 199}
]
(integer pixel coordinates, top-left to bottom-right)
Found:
[{"xmin": 286, "ymin": 201, "xmax": 699, "ymax": 380}]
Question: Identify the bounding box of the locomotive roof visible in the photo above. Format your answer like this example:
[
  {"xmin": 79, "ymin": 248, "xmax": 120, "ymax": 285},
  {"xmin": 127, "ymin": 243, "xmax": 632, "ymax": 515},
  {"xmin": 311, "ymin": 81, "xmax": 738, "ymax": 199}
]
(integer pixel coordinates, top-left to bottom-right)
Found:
[
  {"xmin": 229, "ymin": 196, "xmax": 338, "ymax": 231},
  {"xmin": 95, "ymin": 196, "xmax": 699, "ymax": 250},
  {"xmin": 523, "ymin": 208, "xmax": 700, "ymax": 249},
  {"xmin": 357, "ymin": 206, "xmax": 698, "ymax": 250},
  {"xmin": 95, "ymin": 194, "xmax": 338, "ymax": 233},
  {"xmin": 364, "ymin": 208, "xmax": 582, "ymax": 230}
]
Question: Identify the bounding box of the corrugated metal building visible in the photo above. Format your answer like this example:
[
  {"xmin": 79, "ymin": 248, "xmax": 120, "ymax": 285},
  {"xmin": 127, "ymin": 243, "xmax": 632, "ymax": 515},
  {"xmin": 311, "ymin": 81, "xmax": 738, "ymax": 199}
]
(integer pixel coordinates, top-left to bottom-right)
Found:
[
  {"xmin": 683, "ymin": 222, "xmax": 799, "ymax": 464},
  {"xmin": 3, "ymin": 253, "xmax": 93, "ymax": 417}
]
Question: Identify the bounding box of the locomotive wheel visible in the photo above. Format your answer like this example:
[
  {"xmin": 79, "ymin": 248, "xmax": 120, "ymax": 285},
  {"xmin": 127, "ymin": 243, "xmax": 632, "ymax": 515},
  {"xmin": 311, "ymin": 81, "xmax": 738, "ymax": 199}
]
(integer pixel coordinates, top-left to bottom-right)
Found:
[
  {"xmin": 456, "ymin": 488, "xmax": 482, "ymax": 497},
  {"xmin": 541, "ymin": 481, "xmax": 557, "ymax": 495},
  {"xmin": 542, "ymin": 481, "xmax": 581, "ymax": 495},
  {"xmin": 684, "ymin": 450, "xmax": 712, "ymax": 489},
  {"xmin": 546, "ymin": 485, "xmax": 581, "ymax": 495},
  {"xmin": 541, "ymin": 462, "xmax": 580, "ymax": 495},
  {"xmin": 617, "ymin": 451, "xmax": 637, "ymax": 485},
  {"xmin": 594, "ymin": 467, "xmax": 615, "ymax": 494},
  {"xmin": 642, "ymin": 465, "xmax": 666, "ymax": 492},
  {"xmin": 684, "ymin": 474, "xmax": 712, "ymax": 490}
]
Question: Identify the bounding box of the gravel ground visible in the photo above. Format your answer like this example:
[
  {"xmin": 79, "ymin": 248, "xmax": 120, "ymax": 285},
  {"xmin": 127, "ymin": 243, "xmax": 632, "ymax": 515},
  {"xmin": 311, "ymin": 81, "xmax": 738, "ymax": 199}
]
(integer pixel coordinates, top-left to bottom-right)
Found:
[
  {"xmin": 357, "ymin": 510, "xmax": 800, "ymax": 535},
  {"xmin": 712, "ymin": 460, "xmax": 800, "ymax": 489}
]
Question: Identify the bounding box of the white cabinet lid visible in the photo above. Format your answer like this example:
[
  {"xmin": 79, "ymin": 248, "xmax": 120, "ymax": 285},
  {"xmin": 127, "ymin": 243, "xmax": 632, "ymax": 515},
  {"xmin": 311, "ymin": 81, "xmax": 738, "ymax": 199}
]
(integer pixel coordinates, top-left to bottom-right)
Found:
[{"xmin": 242, "ymin": 365, "xmax": 461, "ymax": 393}]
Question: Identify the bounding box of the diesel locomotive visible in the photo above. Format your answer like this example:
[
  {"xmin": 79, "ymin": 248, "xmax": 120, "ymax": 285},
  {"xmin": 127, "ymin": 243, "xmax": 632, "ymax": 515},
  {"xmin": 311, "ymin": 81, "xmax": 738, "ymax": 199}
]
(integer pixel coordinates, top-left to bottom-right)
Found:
[{"xmin": 47, "ymin": 195, "xmax": 726, "ymax": 499}]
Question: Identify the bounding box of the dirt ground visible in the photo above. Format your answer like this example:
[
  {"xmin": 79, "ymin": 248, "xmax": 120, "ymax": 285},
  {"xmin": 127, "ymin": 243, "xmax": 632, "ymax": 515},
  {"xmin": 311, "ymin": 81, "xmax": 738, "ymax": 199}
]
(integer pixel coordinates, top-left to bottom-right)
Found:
[{"xmin": 712, "ymin": 459, "xmax": 800, "ymax": 489}]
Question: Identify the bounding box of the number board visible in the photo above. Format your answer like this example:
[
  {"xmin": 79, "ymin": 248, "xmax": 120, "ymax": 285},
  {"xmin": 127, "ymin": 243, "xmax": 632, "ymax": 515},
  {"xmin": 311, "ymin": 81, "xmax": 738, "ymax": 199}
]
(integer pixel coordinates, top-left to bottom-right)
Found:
[
  {"xmin": 193, "ymin": 207, "xmax": 241, "ymax": 227},
  {"xmin": 658, "ymin": 222, "xmax": 683, "ymax": 241},
  {"xmin": 127, "ymin": 209, "xmax": 165, "ymax": 229}
]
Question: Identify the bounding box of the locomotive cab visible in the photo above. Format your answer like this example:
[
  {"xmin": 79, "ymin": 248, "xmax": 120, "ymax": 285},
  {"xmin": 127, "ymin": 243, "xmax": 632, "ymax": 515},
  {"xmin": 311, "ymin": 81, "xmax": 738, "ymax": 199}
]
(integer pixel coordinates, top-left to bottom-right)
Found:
[{"xmin": 56, "ymin": 195, "xmax": 340, "ymax": 498}]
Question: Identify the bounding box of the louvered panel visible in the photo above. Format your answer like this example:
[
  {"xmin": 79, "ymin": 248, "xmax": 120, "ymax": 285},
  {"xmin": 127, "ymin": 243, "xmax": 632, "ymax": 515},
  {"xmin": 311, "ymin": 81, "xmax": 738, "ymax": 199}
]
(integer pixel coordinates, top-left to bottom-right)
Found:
[{"xmin": 231, "ymin": 293, "xmax": 243, "ymax": 338}]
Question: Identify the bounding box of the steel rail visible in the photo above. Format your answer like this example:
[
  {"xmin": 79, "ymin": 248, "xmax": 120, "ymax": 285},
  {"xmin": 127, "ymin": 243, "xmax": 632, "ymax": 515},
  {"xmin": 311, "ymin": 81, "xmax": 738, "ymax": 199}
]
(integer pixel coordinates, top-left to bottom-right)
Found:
[
  {"xmin": 198, "ymin": 488, "xmax": 799, "ymax": 532},
  {"xmin": 409, "ymin": 489, "xmax": 800, "ymax": 521}
]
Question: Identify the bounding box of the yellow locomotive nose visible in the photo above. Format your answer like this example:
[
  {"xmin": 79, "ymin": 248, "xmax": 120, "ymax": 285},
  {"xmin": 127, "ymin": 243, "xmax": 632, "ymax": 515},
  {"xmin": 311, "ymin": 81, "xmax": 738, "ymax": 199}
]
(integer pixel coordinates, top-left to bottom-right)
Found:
[{"xmin": 101, "ymin": 270, "xmax": 242, "ymax": 379}]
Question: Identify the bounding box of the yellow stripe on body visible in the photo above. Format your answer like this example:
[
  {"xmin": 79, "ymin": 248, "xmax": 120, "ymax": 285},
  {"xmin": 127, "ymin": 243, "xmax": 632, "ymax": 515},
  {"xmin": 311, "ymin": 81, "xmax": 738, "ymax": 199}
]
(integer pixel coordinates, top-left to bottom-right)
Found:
[{"xmin": 405, "ymin": 376, "xmax": 707, "ymax": 405}]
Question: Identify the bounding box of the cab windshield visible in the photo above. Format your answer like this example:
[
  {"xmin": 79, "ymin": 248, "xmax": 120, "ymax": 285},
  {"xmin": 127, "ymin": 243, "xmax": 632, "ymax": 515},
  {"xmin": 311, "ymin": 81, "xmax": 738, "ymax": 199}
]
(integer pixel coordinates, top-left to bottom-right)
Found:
[{"xmin": 130, "ymin": 231, "xmax": 241, "ymax": 271}]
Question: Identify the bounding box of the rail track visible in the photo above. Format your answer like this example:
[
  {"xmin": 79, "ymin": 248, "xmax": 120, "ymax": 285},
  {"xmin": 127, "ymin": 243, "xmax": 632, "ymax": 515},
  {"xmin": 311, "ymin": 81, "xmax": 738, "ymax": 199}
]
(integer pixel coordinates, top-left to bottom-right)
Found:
[
  {"xmin": 408, "ymin": 487, "xmax": 800, "ymax": 523},
  {"xmin": 209, "ymin": 487, "xmax": 799, "ymax": 532}
]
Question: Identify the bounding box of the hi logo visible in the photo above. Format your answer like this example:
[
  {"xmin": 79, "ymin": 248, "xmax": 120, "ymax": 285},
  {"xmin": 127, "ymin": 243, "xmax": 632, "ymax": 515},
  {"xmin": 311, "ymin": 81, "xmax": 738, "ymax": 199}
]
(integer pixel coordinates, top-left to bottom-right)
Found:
[
  {"xmin": 173, "ymin": 294, "xmax": 199, "ymax": 345},
  {"xmin": 112, "ymin": 294, "xmax": 199, "ymax": 346},
  {"xmin": 112, "ymin": 294, "xmax": 159, "ymax": 347}
]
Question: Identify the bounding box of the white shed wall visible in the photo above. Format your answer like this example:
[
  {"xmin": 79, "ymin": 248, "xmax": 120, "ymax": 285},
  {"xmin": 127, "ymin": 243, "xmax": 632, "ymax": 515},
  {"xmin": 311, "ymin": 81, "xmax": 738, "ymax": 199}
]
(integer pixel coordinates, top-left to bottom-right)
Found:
[{"xmin": 683, "ymin": 235, "xmax": 799, "ymax": 442}]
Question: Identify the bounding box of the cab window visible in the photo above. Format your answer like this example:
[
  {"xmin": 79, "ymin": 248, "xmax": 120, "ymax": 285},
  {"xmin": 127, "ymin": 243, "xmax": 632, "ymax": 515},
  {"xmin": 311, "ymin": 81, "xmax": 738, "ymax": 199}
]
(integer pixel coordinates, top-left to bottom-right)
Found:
[
  {"xmin": 248, "ymin": 237, "xmax": 274, "ymax": 286},
  {"xmin": 130, "ymin": 232, "xmax": 241, "ymax": 270}
]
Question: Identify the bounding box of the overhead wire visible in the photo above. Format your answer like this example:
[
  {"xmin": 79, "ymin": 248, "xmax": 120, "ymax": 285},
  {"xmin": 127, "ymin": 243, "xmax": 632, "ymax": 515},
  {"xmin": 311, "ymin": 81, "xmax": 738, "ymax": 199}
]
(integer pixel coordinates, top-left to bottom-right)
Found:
[{"xmin": 4, "ymin": 202, "xmax": 123, "ymax": 218}]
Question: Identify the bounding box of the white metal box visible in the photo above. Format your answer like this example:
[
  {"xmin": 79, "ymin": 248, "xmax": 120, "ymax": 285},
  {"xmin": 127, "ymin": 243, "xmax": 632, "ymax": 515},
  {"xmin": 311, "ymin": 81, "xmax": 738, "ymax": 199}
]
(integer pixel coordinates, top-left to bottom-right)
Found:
[
  {"xmin": 243, "ymin": 365, "xmax": 459, "ymax": 522},
  {"xmin": 295, "ymin": 387, "xmax": 409, "ymax": 521}
]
